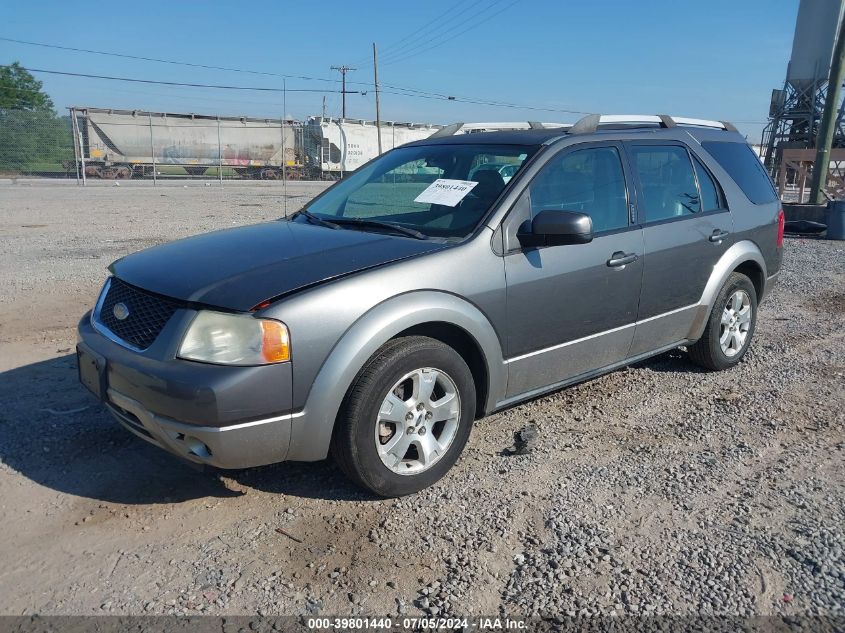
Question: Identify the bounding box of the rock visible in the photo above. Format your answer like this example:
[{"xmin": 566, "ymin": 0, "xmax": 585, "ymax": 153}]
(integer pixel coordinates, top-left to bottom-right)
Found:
[{"xmin": 504, "ymin": 423, "xmax": 540, "ymax": 456}]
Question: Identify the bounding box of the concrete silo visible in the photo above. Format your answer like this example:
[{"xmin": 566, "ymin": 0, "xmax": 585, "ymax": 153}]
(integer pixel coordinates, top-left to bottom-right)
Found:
[{"xmin": 762, "ymin": 0, "xmax": 845, "ymax": 177}]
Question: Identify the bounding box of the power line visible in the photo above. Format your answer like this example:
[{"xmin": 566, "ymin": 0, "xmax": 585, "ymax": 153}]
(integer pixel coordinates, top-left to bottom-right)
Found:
[
  {"xmin": 0, "ymin": 35, "xmax": 423, "ymax": 93},
  {"xmin": 3, "ymin": 64, "xmax": 589, "ymax": 115},
  {"xmin": 1, "ymin": 65, "xmax": 363, "ymax": 94},
  {"xmin": 353, "ymin": 0, "xmax": 474, "ymax": 61},
  {"xmin": 0, "ymin": 81, "xmax": 295, "ymax": 109},
  {"xmin": 0, "ymin": 34, "xmax": 557, "ymax": 113},
  {"xmin": 0, "ymin": 36, "xmax": 338, "ymax": 84},
  {"xmin": 0, "ymin": 33, "xmax": 520, "ymax": 104},
  {"xmin": 357, "ymin": 0, "xmax": 494, "ymax": 66},
  {"xmin": 380, "ymin": 0, "xmax": 522, "ymax": 67},
  {"xmin": 2, "ymin": 63, "xmax": 768, "ymax": 124},
  {"xmin": 376, "ymin": 0, "xmax": 507, "ymax": 66},
  {"xmin": 378, "ymin": 87, "xmax": 587, "ymax": 115}
]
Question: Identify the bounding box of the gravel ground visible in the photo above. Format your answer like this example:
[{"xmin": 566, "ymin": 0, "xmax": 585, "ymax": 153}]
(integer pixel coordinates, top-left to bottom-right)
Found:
[{"xmin": 0, "ymin": 181, "xmax": 843, "ymax": 620}]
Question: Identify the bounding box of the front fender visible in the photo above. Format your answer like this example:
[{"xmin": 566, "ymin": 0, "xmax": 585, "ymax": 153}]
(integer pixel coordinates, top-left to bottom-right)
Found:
[
  {"xmin": 688, "ymin": 240, "xmax": 767, "ymax": 341},
  {"xmin": 286, "ymin": 291, "xmax": 505, "ymax": 461}
]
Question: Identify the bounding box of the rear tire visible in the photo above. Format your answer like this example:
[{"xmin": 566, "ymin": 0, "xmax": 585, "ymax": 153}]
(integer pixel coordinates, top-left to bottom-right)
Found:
[
  {"xmin": 331, "ymin": 336, "xmax": 476, "ymax": 497},
  {"xmin": 688, "ymin": 272, "xmax": 757, "ymax": 371}
]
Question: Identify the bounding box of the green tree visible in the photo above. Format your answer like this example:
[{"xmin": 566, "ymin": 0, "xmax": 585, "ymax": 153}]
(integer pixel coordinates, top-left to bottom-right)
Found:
[
  {"xmin": 0, "ymin": 62, "xmax": 72, "ymax": 174},
  {"xmin": 0, "ymin": 62, "xmax": 55, "ymax": 114}
]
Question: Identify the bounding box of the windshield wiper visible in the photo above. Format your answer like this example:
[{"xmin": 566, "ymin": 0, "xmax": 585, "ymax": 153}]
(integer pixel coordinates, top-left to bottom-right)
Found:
[
  {"xmin": 328, "ymin": 217, "xmax": 429, "ymax": 240},
  {"xmin": 294, "ymin": 208, "xmax": 340, "ymax": 230}
]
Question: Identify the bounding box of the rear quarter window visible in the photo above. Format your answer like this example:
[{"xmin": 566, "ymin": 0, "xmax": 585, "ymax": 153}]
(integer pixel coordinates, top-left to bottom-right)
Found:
[{"xmin": 701, "ymin": 141, "xmax": 778, "ymax": 205}]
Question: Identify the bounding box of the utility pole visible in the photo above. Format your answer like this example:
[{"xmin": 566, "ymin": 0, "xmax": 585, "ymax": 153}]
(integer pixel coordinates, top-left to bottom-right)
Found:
[
  {"xmin": 373, "ymin": 43, "xmax": 383, "ymax": 154},
  {"xmin": 282, "ymin": 78, "xmax": 288, "ymax": 217},
  {"xmin": 811, "ymin": 10, "xmax": 845, "ymax": 205},
  {"xmin": 322, "ymin": 95, "xmax": 327, "ymax": 118},
  {"xmin": 330, "ymin": 65, "xmax": 356, "ymax": 119}
]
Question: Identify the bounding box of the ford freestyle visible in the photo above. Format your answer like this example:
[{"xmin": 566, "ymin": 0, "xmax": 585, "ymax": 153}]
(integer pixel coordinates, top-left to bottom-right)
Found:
[{"xmin": 77, "ymin": 114, "xmax": 784, "ymax": 497}]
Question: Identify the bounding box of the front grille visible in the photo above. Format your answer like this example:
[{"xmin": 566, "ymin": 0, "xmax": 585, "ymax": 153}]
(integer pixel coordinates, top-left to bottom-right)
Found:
[{"xmin": 97, "ymin": 278, "xmax": 180, "ymax": 350}]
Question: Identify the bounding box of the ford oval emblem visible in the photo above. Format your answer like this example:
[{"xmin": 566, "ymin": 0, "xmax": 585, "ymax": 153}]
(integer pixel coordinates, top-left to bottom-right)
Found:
[{"xmin": 113, "ymin": 302, "xmax": 130, "ymax": 321}]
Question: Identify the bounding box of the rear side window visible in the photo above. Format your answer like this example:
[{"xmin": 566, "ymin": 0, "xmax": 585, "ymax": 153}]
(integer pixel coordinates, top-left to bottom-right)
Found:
[
  {"xmin": 630, "ymin": 145, "xmax": 701, "ymax": 221},
  {"xmin": 692, "ymin": 156, "xmax": 721, "ymax": 212},
  {"xmin": 701, "ymin": 141, "xmax": 777, "ymax": 204}
]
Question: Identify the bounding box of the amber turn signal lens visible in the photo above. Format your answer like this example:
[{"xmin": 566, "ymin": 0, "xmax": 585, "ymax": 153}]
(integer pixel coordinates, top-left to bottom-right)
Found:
[{"xmin": 261, "ymin": 320, "xmax": 290, "ymax": 363}]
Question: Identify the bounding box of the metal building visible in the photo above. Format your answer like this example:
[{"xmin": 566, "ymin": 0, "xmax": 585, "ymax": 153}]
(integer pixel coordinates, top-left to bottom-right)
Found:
[{"xmin": 762, "ymin": 0, "xmax": 845, "ymax": 179}]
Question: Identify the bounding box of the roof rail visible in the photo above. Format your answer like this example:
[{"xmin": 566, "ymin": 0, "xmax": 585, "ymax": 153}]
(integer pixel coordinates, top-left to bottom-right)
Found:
[
  {"xmin": 568, "ymin": 114, "xmax": 737, "ymax": 134},
  {"xmin": 428, "ymin": 122, "xmax": 464, "ymax": 138},
  {"xmin": 428, "ymin": 121, "xmax": 570, "ymax": 138}
]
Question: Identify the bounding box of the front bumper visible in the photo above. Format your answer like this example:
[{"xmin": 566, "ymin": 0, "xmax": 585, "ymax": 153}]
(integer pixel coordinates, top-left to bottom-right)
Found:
[
  {"xmin": 78, "ymin": 312, "xmax": 294, "ymax": 469},
  {"xmin": 105, "ymin": 388, "xmax": 296, "ymax": 469}
]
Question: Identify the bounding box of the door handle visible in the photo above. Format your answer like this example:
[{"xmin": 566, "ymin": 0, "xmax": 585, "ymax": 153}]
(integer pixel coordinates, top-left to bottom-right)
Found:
[
  {"xmin": 709, "ymin": 229, "xmax": 730, "ymax": 243},
  {"xmin": 607, "ymin": 251, "xmax": 638, "ymax": 267}
]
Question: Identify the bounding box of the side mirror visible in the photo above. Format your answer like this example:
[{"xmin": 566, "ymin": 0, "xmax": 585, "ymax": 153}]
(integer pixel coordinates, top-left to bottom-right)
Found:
[{"xmin": 517, "ymin": 210, "xmax": 593, "ymax": 247}]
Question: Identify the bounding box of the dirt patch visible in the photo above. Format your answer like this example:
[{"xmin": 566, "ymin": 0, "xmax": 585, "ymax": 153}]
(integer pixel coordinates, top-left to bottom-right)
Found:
[{"xmin": 0, "ymin": 185, "xmax": 842, "ymax": 618}]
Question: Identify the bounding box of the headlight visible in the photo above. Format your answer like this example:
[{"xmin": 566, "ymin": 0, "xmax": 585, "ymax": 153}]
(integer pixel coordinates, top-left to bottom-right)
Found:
[{"xmin": 178, "ymin": 310, "xmax": 290, "ymax": 365}]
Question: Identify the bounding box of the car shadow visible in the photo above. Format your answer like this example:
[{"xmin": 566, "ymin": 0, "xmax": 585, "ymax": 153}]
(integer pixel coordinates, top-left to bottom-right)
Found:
[
  {"xmin": 0, "ymin": 354, "xmax": 371, "ymax": 505},
  {"xmin": 630, "ymin": 347, "xmax": 708, "ymax": 374}
]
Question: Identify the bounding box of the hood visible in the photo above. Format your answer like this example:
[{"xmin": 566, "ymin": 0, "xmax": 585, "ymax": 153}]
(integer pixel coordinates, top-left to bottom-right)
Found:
[{"xmin": 110, "ymin": 220, "xmax": 448, "ymax": 311}]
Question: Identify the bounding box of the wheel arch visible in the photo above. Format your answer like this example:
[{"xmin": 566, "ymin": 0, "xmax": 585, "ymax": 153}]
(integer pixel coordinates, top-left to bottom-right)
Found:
[
  {"xmin": 733, "ymin": 259, "xmax": 765, "ymax": 301},
  {"xmin": 286, "ymin": 291, "xmax": 505, "ymax": 461},
  {"xmin": 688, "ymin": 240, "xmax": 767, "ymax": 341},
  {"xmin": 397, "ymin": 321, "xmax": 490, "ymax": 420}
]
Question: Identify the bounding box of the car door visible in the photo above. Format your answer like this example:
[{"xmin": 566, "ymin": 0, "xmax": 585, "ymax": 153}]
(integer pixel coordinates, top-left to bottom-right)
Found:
[
  {"xmin": 501, "ymin": 142, "xmax": 644, "ymax": 399},
  {"xmin": 625, "ymin": 142, "xmax": 733, "ymax": 356}
]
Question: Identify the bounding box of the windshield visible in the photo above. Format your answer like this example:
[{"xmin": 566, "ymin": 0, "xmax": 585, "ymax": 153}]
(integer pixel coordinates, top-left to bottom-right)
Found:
[{"xmin": 303, "ymin": 143, "xmax": 536, "ymax": 238}]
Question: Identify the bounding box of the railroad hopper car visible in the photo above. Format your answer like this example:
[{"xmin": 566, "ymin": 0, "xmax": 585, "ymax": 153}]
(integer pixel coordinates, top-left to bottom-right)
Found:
[
  {"xmin": 71, "ymin": 107, "xmax": 301, "ymax": 179},
  {"xmin": 304, "ymin": 117, "xmax": 442, "ymax": 177}
]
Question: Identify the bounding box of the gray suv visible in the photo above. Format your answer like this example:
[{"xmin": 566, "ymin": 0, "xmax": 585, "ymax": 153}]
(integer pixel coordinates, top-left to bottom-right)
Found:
[{"xmin": 77, "ymin": 114, "xmax": 784, "ymax": 497}]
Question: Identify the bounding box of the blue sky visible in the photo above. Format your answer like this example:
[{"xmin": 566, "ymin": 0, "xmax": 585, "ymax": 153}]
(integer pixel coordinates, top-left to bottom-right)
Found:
[{"xmin": 2, "ymin": 0, "xmax": 799, "ymax": 141}]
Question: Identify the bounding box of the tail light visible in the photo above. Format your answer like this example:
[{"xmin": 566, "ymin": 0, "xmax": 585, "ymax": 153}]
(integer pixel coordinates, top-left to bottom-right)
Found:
[{"xmin": 776, "ymin": 208, "xmax": 785, "ymax": 248}]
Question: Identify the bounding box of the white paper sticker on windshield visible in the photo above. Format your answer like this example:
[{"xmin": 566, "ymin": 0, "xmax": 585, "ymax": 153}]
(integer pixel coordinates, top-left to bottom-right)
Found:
[{"xmin": 414, "ymin": 179, "xmax": 478, "ymax": 207}]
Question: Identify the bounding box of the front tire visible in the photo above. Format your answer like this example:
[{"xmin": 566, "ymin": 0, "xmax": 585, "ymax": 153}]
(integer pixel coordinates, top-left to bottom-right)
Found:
[
  {"xmin": 331, "ymin": 336, "xmax": 476, "ymax": 497},
  {"xmin": 688, "ymin": 272, "xmax": 757, "ymax": 370}
]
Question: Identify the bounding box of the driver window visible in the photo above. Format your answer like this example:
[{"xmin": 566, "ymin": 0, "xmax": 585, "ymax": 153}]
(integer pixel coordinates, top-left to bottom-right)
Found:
[{"xmin": 528, "ymin": 146, "xmax": 629, "ymax": 233}]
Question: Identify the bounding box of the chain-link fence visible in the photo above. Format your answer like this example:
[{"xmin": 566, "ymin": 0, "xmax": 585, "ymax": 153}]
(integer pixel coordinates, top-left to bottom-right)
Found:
[{"xmin": 0, "ymin": 106, "xmax": 76, "ymax": 177}]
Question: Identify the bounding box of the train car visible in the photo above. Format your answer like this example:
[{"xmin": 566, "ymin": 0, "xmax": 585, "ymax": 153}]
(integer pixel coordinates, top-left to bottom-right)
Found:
[
  {"xmin": 304, "ymin": 117, "xmax": 442, "ymax": 177},
  {"xmin": 70, "ymin": 107, "xmax": 302, "ymax": 179}
]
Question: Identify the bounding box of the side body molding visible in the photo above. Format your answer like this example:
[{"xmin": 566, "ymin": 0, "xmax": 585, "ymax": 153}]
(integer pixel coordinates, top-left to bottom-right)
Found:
[
  {"xmin": 687, "ymin": 240, "xmax": 767, "ymax": 342},
  {"xmin": 286, "ymin": 291, "xmax": 506, "ymax": 461}
]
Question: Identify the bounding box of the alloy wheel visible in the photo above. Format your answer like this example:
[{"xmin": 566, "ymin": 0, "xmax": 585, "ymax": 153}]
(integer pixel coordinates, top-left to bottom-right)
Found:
[
  {"xmin": 374, "ymin": 367, "xmax": 461, "ymax": 475},
  {"xmin": 720, "ymin": 290, "xmax": 752, "ymax": 357}
]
